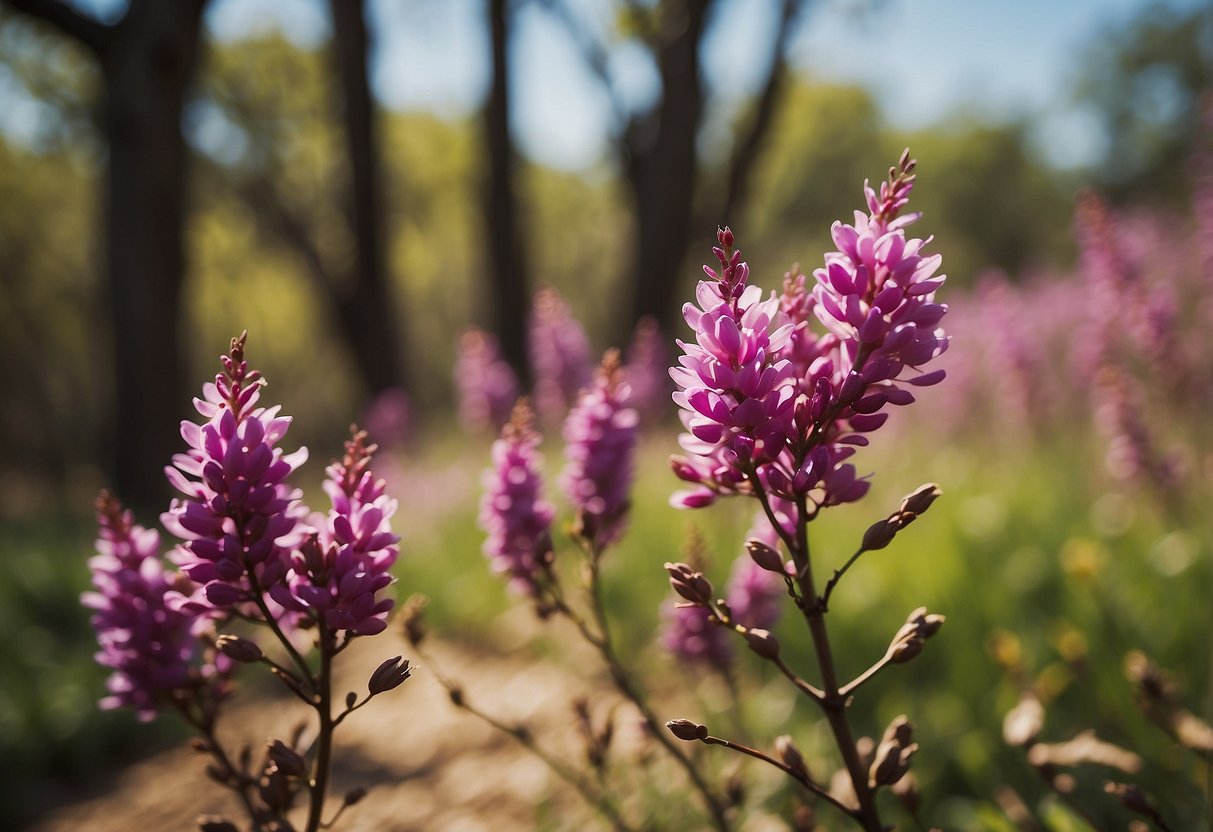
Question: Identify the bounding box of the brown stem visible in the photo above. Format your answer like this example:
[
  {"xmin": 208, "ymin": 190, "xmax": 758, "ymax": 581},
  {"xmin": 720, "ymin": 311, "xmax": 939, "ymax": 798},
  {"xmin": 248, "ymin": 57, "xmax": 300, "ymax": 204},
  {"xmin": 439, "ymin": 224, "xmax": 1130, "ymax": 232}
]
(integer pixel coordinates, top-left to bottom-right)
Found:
[
  {"xmin": 582, "ymin": 539, "xmax": 732, "ymax": 832},
  {"xmin": 306, "ymin": 623, "xmax": 335, "ymax": 832},
  {"xmin": 418, "ymin": 644, "xmax": 634, "ymax": 832},
  {"xmin": 700, "ymin": 733, "xmax": 857, "ymax": 818},
  {"xmin": 789, "ymin": 492, "xmax": 884, "ymax": 832}
]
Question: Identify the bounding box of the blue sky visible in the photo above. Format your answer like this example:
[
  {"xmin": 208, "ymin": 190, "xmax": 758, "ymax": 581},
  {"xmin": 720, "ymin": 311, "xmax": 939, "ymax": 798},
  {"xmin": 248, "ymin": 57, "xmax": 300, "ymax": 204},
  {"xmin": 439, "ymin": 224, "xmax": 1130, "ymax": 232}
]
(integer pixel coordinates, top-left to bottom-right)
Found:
[{"xmin": 18, "ymin": 0, "xmax": 1211, "ymax": 169}]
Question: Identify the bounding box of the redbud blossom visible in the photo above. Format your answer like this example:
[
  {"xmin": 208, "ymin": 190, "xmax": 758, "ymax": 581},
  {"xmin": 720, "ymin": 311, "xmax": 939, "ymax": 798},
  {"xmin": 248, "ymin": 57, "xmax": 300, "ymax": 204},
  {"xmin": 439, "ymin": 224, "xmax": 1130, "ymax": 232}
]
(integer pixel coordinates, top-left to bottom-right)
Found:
[
  {"xmin": 455, "ymin": 328, "xmax": 520, "ymax": 432},
  {"xmin": 479, "ymin": 402, "xmax": 555, "ymax": 594},
  {"xmin": 84, "ymin": 491, "xmax": 217, "ymax": 721},
  {"xmin": 561, "ymin": 350, "xmax": 639, "ymax": 546},
  {"xmin": 271, "ymin": 428, "xmax": 400, "ymax": 636},
  {"xmin": 163, "ymin": 333, "xmax": 309, "ymax": 616}
]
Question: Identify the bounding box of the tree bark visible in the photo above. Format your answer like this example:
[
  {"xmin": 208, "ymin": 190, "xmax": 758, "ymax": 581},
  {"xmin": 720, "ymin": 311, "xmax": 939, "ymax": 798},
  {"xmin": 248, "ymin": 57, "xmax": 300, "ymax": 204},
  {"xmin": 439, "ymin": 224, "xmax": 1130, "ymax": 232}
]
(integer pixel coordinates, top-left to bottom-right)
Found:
[
  {"xmin": 3, "ymin": 0, "xmax": 207, "ymax": 510},
  {"xmin": 482, "ymin": 0, "xmax": 531, "ymax": 387},
  {"xmin": 101, "ymin": 1, "xmax": 205, "ymax": 510},
  {"xmin": 623, "ymin": 0, "xmax": 710, "ymax": 342},
  {"xmin": 328, "ymin": 0, "xmax": 407, "ymax": 396}
]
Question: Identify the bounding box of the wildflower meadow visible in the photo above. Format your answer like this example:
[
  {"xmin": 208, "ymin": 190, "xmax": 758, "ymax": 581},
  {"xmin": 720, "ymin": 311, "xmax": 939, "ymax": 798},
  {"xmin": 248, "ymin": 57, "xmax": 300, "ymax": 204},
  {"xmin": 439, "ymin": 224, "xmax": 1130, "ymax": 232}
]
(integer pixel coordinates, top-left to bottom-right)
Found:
[{"xmin": 2, "ymin": 1, "xmax": 1211, "ymax": 830}]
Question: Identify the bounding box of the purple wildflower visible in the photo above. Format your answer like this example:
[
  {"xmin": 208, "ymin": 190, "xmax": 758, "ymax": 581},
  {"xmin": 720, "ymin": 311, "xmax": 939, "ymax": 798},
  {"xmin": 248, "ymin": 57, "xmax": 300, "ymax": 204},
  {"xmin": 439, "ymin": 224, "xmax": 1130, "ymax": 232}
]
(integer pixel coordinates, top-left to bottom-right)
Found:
[
  {"xmin": 480, "ymin": 401, "xmax": 555, "ymax": 594},
  {"xmin": 623, "ymin": 316, "xmax": 672, "ymax": 421},
  {"xmin": 363, "ymin": 387, "xmax": 412, "ymax": 451},
  {"xmin": 725, "ymin": 514, "xmax": 785, "ymax": 632},
  {"xmin": 561, "ymin": 350, "xmax": 640, "ymax": 546},
  {"xmin": 84, "ymin": 491, "xmax": 217, "ymax": 721},
  {"xmin": 455, "ymin": 328, "xmax": 521, "ymax": 432},
  {"xmin": 271, "ymin": 429, "xmax": 400, "ymax": 636},
  {"xmin": 529, "ymin": 287, "xmax": 593, "ymax": 425},
  {"xmin": 670, "ymin": 153, "xmax": 948, "ymax": 517},
  {"xmin": 162, "ymin": 333, "xmax": 309, "ymax": 616},
  {"xmin": 661, "ymin": 600, "xmax": 732, "ymax": 670},
  {"xmin": 669, "ymin": 227, "xmax": 796, "ymax": 509}
]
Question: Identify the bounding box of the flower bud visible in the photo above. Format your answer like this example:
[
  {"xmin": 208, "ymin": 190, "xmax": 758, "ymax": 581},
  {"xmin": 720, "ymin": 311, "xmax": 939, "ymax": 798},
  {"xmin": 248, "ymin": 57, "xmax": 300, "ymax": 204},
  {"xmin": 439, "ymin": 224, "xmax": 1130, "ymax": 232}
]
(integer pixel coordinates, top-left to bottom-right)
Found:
[
  {"xmin": 861, "ymin": 519, "xmax": 897, "ymax": 551},
  {"xmin": 259, "ymin": 765, "xmax": 293, "ymax": 813},
  {"xmin": 368, "ymin": 656, "xmax": 412, "ymax": 695},
  {"xmin": 667, "ymin": 719, "xmax": 708, "ymax": 742},
  {"xmin": 266, "ymin": 739, "xmax": 307, "ymax": 779},
  {"xmin": 869, "ymin": 716, "xmax": 916, "ymax": 788},
  {"xmin": 717, "ymin": 226, "xmax": 734, "ymax": 249},
  {"xmin": 400, "ymin": 594, "xmax": 429, "ymax": 647},
  {"xmin": 215, "ymin": 633, "xmax": 263, "ymax": 663},
  {"xmin": 901, "ymin": 483, "xmax": 942, "ymax": 516},
  {"xmin": 746, "ymin": 539, "xmax": 785, "ymax": 573},
  {"xmin": 774, "ymin": 735, "xmax": 809, "ymax": 781},
  {"xmin": 1104, "ymin": 781, "xmax": 1162, "ymax": 820},
  {"xmin": 889, "ymin": 607, "xmax": 945, "ymax": 663},
  {"xmin": 1003, "ymin": 693, "xmax": 1045, "ymax": 747},
  {"xmin": 744, "ymin": 628, "xmax": 780, "ymax": 660},
  {"xmin": 665, "ymin": 562, "xmax": 714, "ymax": 605}
]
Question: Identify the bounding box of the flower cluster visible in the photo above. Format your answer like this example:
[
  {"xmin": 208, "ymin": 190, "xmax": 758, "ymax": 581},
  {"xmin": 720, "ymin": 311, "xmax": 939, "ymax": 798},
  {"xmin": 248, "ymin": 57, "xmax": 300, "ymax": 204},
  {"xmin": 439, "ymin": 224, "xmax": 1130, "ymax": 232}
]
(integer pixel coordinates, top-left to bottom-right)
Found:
[
  {"xmin": 271, "ymin": 429, "xmax": 400, "ymax": 635},
  {"xmin": 83, "ymin": 491, "xmax": 218, "ymax": 721},
  {"xmin": 671, "ymin": 152, "xmax": 948, "ymax": 517},
  {"xmin": 479, "ymin": 401, "xmax": 556, "ymax": 594},
  {"xmin": 662, "ymin": 514, "xmax": 785, "ymax": 670},
  {"xmin": 622, "ymin": 315, "xmax": 672, "ymax": 421},
  {"xmin": 529, "ymin": 287, "xmax": 593, "ymax": 424},
  {"xmin": 455, "ymin": 328, "xmax": 520, "ymax": 432},
  {"xmin": 561, "ymin": 350, "xmax": 640, "ymax": 546},
  {"xmin": 163, "ymin": 333, "xmax": 309, "ymax": 614}
]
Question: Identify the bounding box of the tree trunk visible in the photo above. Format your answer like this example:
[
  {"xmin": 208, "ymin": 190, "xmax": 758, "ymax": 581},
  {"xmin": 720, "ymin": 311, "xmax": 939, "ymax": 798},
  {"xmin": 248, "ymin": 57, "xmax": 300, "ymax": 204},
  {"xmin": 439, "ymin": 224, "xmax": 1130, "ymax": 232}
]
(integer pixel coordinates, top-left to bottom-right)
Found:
[
  {"xmin": 101, "ymin": 2, "xmax": 205, "ymax": 510},
  {"xmin": 624, "ymin": 0, "xmax": 709, "ymax": 343},
  {"xmin": 482, "ymin": 0, "xmax": 531, "ymax": 387},
  {"xmin": 328, "ymin": 0, "xmax": 407, "ymax": 397}
]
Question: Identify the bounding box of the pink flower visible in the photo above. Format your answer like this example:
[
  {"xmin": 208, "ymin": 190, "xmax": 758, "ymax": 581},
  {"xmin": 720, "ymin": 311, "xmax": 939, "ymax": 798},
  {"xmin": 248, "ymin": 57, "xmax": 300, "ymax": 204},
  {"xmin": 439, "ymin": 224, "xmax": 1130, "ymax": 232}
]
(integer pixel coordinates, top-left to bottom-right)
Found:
[
  {"xmin": 271, "ymin": 429, "xmax": 400, "ymax": 636},
  {"xmin": 163, "ymin": 334, "xmax": 309, "ymax": 616},
  {"xmin": 84, "ymin": 492, "xmax": 220, "ymax": 721},
  {"xmin": 529, "ymin": 287, "xmax": 593, "ymax": 425},
  {"xmin": 561, "ymin": 350, "xmax": 639, "ymax": 546},
  {"xmin": 455, "ymin": 328, "xmax": 520, "ymax": 432},
  {"xmin": 480, "ymin": 402, "xmax": 555, "ymax": 594}
]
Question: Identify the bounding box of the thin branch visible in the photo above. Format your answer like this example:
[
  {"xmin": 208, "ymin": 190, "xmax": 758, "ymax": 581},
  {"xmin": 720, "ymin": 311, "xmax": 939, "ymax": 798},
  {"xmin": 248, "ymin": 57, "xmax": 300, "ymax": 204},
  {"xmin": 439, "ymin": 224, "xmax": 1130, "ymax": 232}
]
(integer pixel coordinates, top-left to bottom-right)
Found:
[
  {"xmin": 707, "ymin": 0, "xmax": 805, "ymax": 226},
  {"xmin": 821, "ymin": 544, "xmax": 868, "ymax": 611},
  {"xmin": 1, "ymin": 0, "xmax": 111, "ymax": 54},
  {"xmin": 417, "ymin": 643, "xmax": 635, "ymax": 832},
  {"xmin": 698, "ymin": 733, "xmax": 856, "ymax": 818}
]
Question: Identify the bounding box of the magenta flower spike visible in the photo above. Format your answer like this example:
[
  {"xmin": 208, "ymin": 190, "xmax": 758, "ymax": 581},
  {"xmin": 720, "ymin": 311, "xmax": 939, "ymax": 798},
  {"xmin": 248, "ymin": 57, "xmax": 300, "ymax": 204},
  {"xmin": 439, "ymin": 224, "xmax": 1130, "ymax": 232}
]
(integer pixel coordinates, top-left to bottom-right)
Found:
[
  {"xmin": 623, "ymin": 315, "xmax": 673, "ymax": 421},
  {"xmin": 668, "ymin": 228, "xmax": 797, "ymax": 509},
  {"xmin": 455, "ymin": 328, "xmax": 521, "ymax": 432},
  {"xmin": 84, "ymin": 491, "xmax": 216, "ymax": 721},
  {"xmin": 661, "ymin": 599, "xmax": 733, "ymax": 670},
  {"xmin": 162, "ymin": 333, "xmax": 310, "ymax": 616},
  {"xmin": 480, "ymin": 401, "xmax": 556, "ymax": 594},
  {"xmin": 725, "ymin": 514, "xmax": 785, "ymax": 632},
  {"xmin": 671, "ymin": 154, "xmax": 948, "ymax": 518},
  {"xmin": 529, "ymin": 287, "xmax": 594, "ymax": 424},
  {"xmin": 561, "ymin": 350, "xmax": 640, "ymax": 547},
  {"xmin": 271, "ymin": 428, "xmax": 400, "ymax": 636}
]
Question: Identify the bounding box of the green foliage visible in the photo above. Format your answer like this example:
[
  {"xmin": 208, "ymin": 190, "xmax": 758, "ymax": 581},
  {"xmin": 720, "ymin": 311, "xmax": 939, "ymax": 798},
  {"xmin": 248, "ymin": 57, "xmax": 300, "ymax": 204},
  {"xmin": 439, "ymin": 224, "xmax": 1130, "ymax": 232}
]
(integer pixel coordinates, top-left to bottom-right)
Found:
[{"xmin": 1074, "ymin": 2, "xmax": 1213, "ymax": 205}]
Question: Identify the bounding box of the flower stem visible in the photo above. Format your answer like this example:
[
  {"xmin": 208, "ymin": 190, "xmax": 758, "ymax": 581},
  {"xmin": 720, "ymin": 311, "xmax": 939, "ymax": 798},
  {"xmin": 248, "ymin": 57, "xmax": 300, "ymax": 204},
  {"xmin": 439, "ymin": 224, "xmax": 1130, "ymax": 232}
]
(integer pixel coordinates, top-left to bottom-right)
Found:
[
  {"xmin": 583, "ymin": 540, "xmax": 732, "ymax": 832},
  {"xmin": 306, "ymin": 623, "xmax": 335, "ymax": 832},
  {"xmin": 790, "ymin": 493, "xmax": 883, "ymax": 832}
]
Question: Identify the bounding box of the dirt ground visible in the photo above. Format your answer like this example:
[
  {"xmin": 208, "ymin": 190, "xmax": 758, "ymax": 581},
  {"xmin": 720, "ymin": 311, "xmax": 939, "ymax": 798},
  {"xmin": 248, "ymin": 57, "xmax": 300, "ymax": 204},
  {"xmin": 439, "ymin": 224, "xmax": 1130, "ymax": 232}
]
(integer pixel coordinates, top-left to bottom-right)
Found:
[{"xmin": 30, "ymin": 630, "xmax": 639, "ymax": 832}]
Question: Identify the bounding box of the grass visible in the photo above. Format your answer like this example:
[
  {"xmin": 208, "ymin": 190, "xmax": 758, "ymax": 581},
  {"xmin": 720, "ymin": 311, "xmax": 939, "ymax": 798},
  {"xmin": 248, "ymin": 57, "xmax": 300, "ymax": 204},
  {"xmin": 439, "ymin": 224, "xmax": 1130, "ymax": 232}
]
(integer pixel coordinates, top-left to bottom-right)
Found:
[{"xmin": 2, "ymin": 415, "xmax": 1208, "ymax": 829}]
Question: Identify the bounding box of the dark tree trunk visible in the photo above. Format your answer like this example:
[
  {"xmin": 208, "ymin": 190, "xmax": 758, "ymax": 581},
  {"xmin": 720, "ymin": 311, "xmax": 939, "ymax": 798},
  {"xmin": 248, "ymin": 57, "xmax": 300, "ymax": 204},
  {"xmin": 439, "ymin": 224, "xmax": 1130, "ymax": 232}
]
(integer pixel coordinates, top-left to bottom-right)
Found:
[
  {"xmin": 483, "ymin": 0, "xmax": 531, "ymax": 387},
  {"xmin": 623, "ymin": 0, "xmax": 709, "ymax": 343},
  {"xmin": 328, "ymin": 0, "xmax": 406, "ymax": 396},
  {"xmin": 101, "ymin": 2, "xmax": 205, "ymax": 511},
  {"xmin": 3, "ymin": 0, "xmax": 207, "ymax": 511}
]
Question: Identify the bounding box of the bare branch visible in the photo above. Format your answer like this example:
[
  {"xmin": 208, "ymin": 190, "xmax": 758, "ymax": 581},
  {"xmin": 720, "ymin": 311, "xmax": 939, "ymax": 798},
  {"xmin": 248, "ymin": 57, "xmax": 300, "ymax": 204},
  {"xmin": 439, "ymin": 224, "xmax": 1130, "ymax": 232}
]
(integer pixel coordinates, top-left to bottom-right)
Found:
[{"xmin": 2, "ymin": 0, "xmax": 111, "ymax": 53}]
